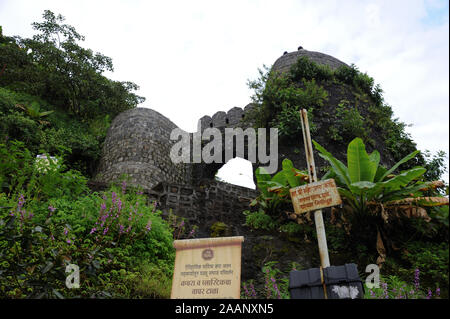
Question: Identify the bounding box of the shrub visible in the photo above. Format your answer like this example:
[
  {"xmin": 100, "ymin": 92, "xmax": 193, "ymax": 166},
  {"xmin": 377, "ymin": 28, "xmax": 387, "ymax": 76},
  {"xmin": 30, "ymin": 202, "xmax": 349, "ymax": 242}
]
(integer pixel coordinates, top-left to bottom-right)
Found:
[
  {"xmin": 243, "ymin": 209, "xmax": 277, "ymax": 231},
  {"xmin": 365, "ymin": 271, "xmax": 443, "ymax": 299},
  {"xmin": 0, "ymin": 182, "xmax": 175, "ymax": 298},
  {"xmin": 401, "ymin": 241, "xmax": 449, "ymax": 290},
  {"xmin": 333, "ymin": 101, "xmax": 367, "ymax": 141}
]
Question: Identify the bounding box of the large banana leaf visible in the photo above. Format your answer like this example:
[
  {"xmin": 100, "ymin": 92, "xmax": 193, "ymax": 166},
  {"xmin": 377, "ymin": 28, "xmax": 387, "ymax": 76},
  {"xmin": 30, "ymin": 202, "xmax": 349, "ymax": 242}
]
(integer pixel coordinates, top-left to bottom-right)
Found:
[
  {"xmin": 374, "ymin": 165, "xmax": 388, "ymax": 183},
  {"xmin": 272, "ymin": 170, "xmax": 287, "ymax": 185},
  {"xmin": 282, "ymin": 158, "xmax": 303, "ymax": 188},
  {"xmin": 381, "ymin": 181, "xmax": 431, "ymax": 202},
  {"xmin": 369, "ymin": 150, "xmax": 380, "ymax": 169},
  {"xmin": 347, "ymin": 138, "xmax": 377, "ymax": 183},
  {"xmin": 377, "ymin": 150, "xmax": 420, "ymax": 182},
  {"xmin": 313, "ymin": 140, "xmax": 351, "ymax": 187},
  {"xmin": 380, "ymin": 167, "xmax": 426, "ymax": 191}
]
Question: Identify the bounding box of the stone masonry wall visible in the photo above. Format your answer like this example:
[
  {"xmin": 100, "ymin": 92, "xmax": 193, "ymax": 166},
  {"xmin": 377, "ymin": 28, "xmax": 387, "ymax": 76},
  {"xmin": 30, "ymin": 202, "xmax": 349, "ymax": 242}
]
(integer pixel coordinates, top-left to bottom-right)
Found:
[{"xmin": 94, "ymin": 108, "xmax": 192, "ymax": 189}]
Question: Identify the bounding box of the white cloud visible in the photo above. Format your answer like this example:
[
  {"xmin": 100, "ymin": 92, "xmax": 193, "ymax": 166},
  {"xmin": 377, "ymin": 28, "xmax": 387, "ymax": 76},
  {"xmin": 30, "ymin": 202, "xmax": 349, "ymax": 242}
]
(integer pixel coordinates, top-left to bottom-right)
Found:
[{"xmin": 0, "ymin": 0, "xmax": 448, "ymax": 184}]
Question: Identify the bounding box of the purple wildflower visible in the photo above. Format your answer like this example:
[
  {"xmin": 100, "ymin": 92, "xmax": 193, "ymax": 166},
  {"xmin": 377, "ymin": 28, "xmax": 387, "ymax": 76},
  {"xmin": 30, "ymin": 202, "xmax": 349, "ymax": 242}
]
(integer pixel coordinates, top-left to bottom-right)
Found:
[
  {"xmin": 64, "ymin": 228, "xmax": 69, "ymax": 236},
  {"xmin": 250, "ymin": 283, "xmax": 256, "ymax": 297},
  {"xmin": 122, "ymin": 181, "xmax": 127, "ymax": 194},
  {"xmin": 188, "ymin": 228, "xmax": 196, "ymax": 238},
  {"xmin": 271, "ymin": 278, "xmax": 281, "ymax": 299},
  {"xmin": 145, "ymin": 219, "xmax": 152, "ymax": 233},
  {"xmin": 436, "ymin": 287, "xmax": 440, "ymax": 297},
  {"xmin": 382, "ymin": 282, "xmax": 388, "ymax": 299},
  {"xmin": 48, "ymin": 205, "xmax": 56, "ymax": 213},
  {"xmin": 17, "ymin": 194, "xmax": 25, "ymax": 210},
  {"xmin": 427, "ymin": 289, "xmax": 432, "ymax": 299},
  {"xmin": 117, "ymin": 199, "xmax": 122, "ymax": 213},
  {"xmin": 119, "ymin": 224, "xmax": 124, "ymax": 234},
  {"xmin": 243, "ymin": 283, "xmax": 250, "ymax": 298},
  {"xmin": 67, "ymin": 239, "xmax": 71, "ymax": 244},
  {"xmin": 100, "ymin": 202, "xmax": 106, "ymax": 211},
  {"xmin": 103, "ymin": 226, "xmax": 109, "ymax": 235},
  {"xmin": 111, "ymin": 192, "xmax": 117, "ymax": 204},
  {"xmin": 264, "ymin": 269, "xmax": 271, "ymax": 299},
  {"xmin": 414, "ymin": 269, "xmax": 420, "ymax": 291},
  {"xmin": 90, "ymin": 227, "xmax": 97, "ymax": 234}
]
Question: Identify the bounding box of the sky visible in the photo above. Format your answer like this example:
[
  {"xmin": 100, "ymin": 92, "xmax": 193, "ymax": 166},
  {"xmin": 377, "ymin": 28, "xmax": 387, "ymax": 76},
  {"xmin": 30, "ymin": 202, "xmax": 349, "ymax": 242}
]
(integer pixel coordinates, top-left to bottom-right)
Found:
[{"xmin": 0, "ymin": 0, "xmax": 448, "ymax": 188}]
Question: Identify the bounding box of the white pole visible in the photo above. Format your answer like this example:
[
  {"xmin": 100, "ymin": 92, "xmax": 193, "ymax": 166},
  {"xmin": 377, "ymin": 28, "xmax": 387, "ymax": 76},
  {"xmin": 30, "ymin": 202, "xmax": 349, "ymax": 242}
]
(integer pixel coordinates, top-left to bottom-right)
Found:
[{"xmin": 300, "ymin": 109, "xmax": 330, "ymax": 268}]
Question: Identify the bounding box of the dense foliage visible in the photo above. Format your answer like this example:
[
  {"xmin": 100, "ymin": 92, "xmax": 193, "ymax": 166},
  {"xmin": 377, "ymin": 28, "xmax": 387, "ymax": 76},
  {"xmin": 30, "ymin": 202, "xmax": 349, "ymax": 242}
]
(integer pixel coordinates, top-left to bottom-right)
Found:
[
  {"xmin": 0, "ymin": 11, "xmax": 144, "ymax": 176},
  {"xmin": 243, "ymin": 138, "xmax": 448, "ymax": 298},
  {"xmin": 0, "ymin": 141, "xmax": 175, "ymax": 298},
  {"xmin": 0, "ymin": 11, "xmax": 182, "ymax": 299}
]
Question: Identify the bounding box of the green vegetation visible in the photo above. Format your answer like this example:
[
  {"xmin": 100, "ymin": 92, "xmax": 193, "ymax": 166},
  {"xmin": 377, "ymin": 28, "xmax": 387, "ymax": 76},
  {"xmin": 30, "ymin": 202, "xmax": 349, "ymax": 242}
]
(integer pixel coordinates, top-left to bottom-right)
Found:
[
  {"xmin": 246, "ymin": 56, "xmax": 445, "ymax": 171},
  {"xmin": 244, "ymin": 137, "xmax": 448, "ymax": 298},
  {"xmin": 0, "ymin": 11, "xmax": 143, "ymax": 176},
  {"xmin": 0, "ymin": 143, "xmax": 175, "ymax": 298},
  {"xmin": 210, "ymin": 221, "xmax": 230, "ymax": 237},
  {"xmin": 243, "ymin": 158, "xmax": 313, "ymax": 236},
  {"xmin": 314, "ymin": 137, "xmax": 448, "ymax": 263},
  {"xmin": 1, "ymin": 10, "xmax": 448, "ymax": 300},
  {"xmin": 0, "ymin": 11, "xmax": 179, "ymax": 299}
]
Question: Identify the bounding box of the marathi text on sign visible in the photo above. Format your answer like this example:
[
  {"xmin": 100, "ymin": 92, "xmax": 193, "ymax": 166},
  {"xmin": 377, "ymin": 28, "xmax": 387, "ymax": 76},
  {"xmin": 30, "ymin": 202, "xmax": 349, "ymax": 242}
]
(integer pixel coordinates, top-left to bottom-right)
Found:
[
  {"xmin": 171, "ymin": 236, "xmax": 244, "ymax": 299},
  {"xmin": 290, "ymin": 179, "xmax": 342, "ymax": 214}
]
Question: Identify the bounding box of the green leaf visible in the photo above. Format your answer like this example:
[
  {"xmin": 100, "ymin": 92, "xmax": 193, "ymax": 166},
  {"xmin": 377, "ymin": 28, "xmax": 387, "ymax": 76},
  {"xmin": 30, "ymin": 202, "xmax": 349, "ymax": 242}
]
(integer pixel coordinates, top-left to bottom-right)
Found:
[
  {"xmin": 338, "ymin": 188, "xmax": 356, "ymax": 201},
  {"xmin": 282, "ymin": 158, "xmax": 302, "ymax": 187},
  {"xmin": 378, "ymin": 150, "xmax": 420, "ymax": 182},
  {"xmin": 41, "ymin": 261, "xmax": 54, "ymax": 274},
  {"xmin": 349, "ymin": 181, "xmax": 377, "ymax": 193},
  {"xmin": 347, "ymin": 138, "xmax": 377, "ymax": 183},
  {"xmin": 381, "ymin": 182, "xmax": 429, "ymax": 202},
  {"xmin": 374, "ymin": 165, "xmax": 388, "ymax": 183},
  {"xmin": 369, "ymin": 150, "xmax": 380, "ymax": 168},
  {"xmin": 381, "ymin": 167, "xmax": 426, "ymax": 191},
  {"xmin": 52, "ymin": 289, "xmax": 65, "ymax": 299},
  {"xmin": 272, "ymin": 171, "xmax": 287, "ymax": 185},
  {"xmin": 255, "ymin": 167, "xmax": 271, "ymax": 183},
  {"xmin": 313, "ymin": 140, "xmax": 351, "ymax": 187}
]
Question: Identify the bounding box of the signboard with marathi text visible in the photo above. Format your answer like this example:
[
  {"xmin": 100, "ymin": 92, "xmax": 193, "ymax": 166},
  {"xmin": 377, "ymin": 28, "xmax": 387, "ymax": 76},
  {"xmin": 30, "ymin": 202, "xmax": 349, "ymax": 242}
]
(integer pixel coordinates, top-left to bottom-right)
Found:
[
  {"xmin": 170, "ymin": 236, "xmax": 244, "ymax": 299},
  {"xmin": 290, "ymin": 179, "xmax": 342, "ymax": 214}
]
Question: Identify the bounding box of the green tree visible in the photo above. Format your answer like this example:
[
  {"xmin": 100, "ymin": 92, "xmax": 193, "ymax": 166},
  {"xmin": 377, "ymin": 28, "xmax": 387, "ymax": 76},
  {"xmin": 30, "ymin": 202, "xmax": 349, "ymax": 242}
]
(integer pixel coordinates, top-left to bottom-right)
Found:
[{"xmin": 1, "ymin": 10, "xmax": 144, "ymax": 119}]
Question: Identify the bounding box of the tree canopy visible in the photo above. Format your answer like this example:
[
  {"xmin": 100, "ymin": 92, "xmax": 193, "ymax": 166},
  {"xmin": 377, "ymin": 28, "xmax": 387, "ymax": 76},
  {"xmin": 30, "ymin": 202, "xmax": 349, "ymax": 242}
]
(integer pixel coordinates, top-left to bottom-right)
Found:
[{"xmin": 0, "ymin": 10, "xmax": 144, "ymax": 119}]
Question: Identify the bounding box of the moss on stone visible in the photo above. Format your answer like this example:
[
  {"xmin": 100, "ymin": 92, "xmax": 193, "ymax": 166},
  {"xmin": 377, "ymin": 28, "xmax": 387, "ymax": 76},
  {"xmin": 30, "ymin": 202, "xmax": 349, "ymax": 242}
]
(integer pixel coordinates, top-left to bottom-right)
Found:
[{"xmin": 210, "ymin": 221, "xmax": 230, "ymax": 237}]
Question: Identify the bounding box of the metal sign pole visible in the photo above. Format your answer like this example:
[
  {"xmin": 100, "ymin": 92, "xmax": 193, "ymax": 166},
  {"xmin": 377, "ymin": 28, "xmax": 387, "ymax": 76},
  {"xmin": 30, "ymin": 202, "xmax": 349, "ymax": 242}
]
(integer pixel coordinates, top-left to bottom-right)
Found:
[{"xmin": 299, "ymin": 109, "xmax": 330, "ymax": 269}]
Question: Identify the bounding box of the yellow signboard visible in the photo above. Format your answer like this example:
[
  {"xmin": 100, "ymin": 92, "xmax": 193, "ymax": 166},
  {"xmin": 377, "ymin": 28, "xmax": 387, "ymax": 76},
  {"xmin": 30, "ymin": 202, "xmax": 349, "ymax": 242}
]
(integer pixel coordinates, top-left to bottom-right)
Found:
[
  {"xmin": 290, "ymin": 179, "xmax": 342, "ymax": 214},
  {"xmin": 171, "ymin": 236, "xmax": 244, "ymax": 299}
]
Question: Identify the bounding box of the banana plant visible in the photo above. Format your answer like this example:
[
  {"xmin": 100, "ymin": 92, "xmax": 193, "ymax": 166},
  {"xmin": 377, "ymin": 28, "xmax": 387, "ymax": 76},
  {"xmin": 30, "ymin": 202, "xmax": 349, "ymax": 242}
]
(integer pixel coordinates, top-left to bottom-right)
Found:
[
  {"xmin": 313, "ymin": 138, "xmax": 447, "ymax": 215},
  {"xmin": 313, "ymin": 137, "xmax": 448, "ymax": 264},
  {"xmin": 252, "ymin": 159, "xmax": 309, "ymax": 214}
]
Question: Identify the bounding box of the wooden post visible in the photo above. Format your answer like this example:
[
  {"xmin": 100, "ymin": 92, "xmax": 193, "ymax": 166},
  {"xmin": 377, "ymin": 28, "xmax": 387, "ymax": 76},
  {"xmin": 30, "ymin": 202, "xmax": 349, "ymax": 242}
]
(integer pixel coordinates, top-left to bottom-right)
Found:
[{"xmin": 299, "ymin": 109, "xmax": 330, "ymax": 269}]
